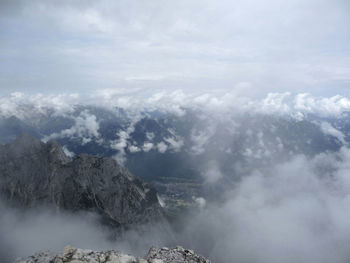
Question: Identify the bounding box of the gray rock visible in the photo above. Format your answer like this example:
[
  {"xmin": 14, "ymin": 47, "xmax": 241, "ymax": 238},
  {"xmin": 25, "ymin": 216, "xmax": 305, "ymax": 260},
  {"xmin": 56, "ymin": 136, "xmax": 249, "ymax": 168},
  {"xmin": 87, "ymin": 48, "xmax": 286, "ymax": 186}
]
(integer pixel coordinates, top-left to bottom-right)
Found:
[
  {"xmin": 0, "ymin": 134, "xmax": 163, "ymax": 227},
  {"xmin": 15, "ymin": 245, "xmax": 211, "ymax": 263},
  {"xmin": 14, "ymin": 251, "xmax": 57, "ymax": 263},
  {"xmin": 146, "ymin": 246, "xmax": 210, "ymax": 263}
]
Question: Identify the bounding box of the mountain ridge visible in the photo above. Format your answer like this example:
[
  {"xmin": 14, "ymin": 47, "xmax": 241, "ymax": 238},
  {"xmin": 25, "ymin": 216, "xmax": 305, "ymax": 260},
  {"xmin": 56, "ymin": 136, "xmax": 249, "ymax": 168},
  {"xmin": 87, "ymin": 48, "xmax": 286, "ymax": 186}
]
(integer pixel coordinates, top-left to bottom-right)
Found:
[{"xmin": 0, "ymin": 134, "xmax": 163, "ymax": 227}]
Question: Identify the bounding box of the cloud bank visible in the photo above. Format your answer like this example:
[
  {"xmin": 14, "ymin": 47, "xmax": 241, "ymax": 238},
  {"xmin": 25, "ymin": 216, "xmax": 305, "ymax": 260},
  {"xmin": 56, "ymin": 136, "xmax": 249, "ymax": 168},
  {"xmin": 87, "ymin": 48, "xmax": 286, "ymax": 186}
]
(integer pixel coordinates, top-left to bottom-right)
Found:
[
  {"xmin": 177, "ymin": 147, "xmax": 350, "ymax": 263},
  {"xmin": 2, "ymin": 92, "xmax": 350, "ymax": 120}
]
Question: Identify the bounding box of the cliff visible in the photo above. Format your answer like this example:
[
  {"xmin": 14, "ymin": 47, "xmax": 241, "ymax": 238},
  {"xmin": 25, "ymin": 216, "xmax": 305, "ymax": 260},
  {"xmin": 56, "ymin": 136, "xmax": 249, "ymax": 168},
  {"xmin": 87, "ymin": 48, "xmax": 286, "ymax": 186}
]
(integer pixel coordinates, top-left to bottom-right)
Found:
[{"xmin": 0, "ymin": 134, "xmax": 163, "ymax": 227}]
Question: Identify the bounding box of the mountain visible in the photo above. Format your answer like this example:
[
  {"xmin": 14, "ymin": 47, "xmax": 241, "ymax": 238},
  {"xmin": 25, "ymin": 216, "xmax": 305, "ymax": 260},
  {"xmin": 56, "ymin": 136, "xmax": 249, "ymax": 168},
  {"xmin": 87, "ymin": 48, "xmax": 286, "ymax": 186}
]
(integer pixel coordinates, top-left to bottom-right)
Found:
[
  {"xmin": 1, "ymin": 105, "xmax": 348, "ymax": 209},
  {"xmin": 0, "ymin": 134, "xmax": 163, "ymax": 228},
  {"xmin": 15, "ymin": 245, "xmax": 211, "ymax": 263}
]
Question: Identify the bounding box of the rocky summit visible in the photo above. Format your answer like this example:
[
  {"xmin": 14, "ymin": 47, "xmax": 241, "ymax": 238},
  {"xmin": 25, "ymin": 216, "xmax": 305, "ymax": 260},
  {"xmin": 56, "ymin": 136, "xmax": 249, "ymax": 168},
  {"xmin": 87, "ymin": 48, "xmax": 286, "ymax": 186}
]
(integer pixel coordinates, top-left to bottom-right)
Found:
[
  {"xmin": 15, "ymin": 245, "xmax": 211, "ymax": 263},
  {"xmin": 0, "ymin": 134, "xmax": 163, "ymax": 227}
]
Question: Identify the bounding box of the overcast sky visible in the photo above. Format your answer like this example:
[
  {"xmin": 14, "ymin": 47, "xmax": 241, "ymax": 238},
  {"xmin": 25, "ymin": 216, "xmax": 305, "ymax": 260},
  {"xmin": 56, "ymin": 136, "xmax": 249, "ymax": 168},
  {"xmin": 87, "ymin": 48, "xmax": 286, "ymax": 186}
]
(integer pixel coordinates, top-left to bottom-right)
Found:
[{"xmin": 0, "ymin": 0, "xmax": 349, "ymax": 98}]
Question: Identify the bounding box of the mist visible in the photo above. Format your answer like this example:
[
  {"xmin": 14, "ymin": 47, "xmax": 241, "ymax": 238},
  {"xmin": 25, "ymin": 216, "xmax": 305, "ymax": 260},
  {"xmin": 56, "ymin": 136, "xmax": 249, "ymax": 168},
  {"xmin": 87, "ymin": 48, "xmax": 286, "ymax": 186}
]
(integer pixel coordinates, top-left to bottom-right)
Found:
[
  {"xmin": 2, "ymin": 145, "xmax": 350, "ymax": 263},
  {"xmin": 1, "ymin": 93, "xmax": 350, "ymax": 262},
  {"xmin": 1, "ymin": 0, "xmax": 350, "ymax": 261},
  {"xmin": 0, "ymin": 202, "xmax": 175, "ymax": 262},
  {"xmin": 179, "ymin": 149, "xmax": 350, "ymax": 263}
]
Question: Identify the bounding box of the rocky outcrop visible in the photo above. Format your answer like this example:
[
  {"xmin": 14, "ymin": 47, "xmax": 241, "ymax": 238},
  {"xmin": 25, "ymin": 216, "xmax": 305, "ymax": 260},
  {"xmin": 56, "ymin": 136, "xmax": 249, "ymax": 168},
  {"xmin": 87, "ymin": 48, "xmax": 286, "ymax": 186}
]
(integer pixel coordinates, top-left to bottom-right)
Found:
[
  {"xmin": 15, "ymin": 245, "xmax": 211, "ymax": 263},
  {"xmin": 0, "ymin": 134, "xmax": 163, "ymax": 227},
  {"xmin": 145, "ymin": 246, "xmax": 211, "ymax": 263}
]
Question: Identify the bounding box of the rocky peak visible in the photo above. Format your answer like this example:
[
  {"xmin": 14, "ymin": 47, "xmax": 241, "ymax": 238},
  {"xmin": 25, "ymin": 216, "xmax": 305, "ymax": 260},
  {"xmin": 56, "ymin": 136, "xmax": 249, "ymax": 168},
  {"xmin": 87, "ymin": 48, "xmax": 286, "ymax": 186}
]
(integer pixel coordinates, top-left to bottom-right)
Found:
[
  {"xmin": 15, "ymin": 245, "xmax": 211, "ymax": 263},
  {"xmin": 7, "ymin": 133, "xmax": 45, "ymax": 156},
  {"xmin": 45, "ymin": 140, "xmax": 71, "ymax": 164},
  {"xmin": 0, "ymin": 134, "xmax": 163, "ymax": 226}
]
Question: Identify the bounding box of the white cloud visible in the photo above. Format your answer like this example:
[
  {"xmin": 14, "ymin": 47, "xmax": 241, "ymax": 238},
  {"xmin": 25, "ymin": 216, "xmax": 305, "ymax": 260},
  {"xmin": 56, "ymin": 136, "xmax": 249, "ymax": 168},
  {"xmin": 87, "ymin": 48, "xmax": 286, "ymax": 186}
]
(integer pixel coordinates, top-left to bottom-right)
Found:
[
  {"xmin": 178, "ymin": 147, "xmax": 350, "ymax": 263},
  {"xmin": 164, "ymin": 137, "xmax": 184, "ymax": 152},
  {"xmin": 276, "ymin": 137, "xmax": 284, "ymax": 151},
  {"xmin": 294, "ymin": 94, "xmax": 350, "ymax": 118},
  {"xmin": 2, "ymin": 92, "xmax": 350, "ymax": 126},
  {"xmin": 203, "ymin": 162, "xmax": 223, "ymax": 184},
  {"xmin": 62, "ymin": 146, "xmax": 75, "ymax": 158},
  {"xmin": 191, "ymin": 128, "xmax": 215, "ymax": 155},
  {"xmin": 0, "ymin": 93, "xmax": 76, "ymax": 120},
  {"xmin": 193, "ymin": 197, "xmax": 206, "ymax": 209},
  {"xmin": 320, "ymin": 122, "xmax": 346, "ymax": 145},
  {"xmin": 111, "ymin": 122, "xmax": 136, "ymax": 164},
  {"xmin": 156, "ymin": 142, "xmax": 168, "ymax": 153},
  {"xmin": 142, "ymin": 142, "xmax": 154, "ymax": 152},
  {"xmin": 104, "ymin": 91, "xmax": 350, "ymax": 118},
  {"xmin": 128, "ymin": 145, "xmax": 141, "ymax": 153},
  {"xmin": 43, "ymin": 110, "xmax": 100, "ymax": 144},
  {"xmin": 260, "ymin": 92, "xmax": 292, "ymax": 115}
]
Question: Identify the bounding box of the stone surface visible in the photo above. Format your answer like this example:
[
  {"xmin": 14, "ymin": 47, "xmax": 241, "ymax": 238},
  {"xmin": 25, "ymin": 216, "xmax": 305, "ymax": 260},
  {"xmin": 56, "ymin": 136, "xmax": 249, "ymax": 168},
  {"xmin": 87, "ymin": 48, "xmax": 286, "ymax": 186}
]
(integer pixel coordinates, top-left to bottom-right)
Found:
[
  {"xmin": 0, "ymin": 134, "xmax": 163, "ymax": 227},
  {"xmin": 146, "ymin": 246, "xmax": 210, "ymax": 263},
  {"xmin": 15, "ymin": 246, "xmax": 211, "ymax": 263}
]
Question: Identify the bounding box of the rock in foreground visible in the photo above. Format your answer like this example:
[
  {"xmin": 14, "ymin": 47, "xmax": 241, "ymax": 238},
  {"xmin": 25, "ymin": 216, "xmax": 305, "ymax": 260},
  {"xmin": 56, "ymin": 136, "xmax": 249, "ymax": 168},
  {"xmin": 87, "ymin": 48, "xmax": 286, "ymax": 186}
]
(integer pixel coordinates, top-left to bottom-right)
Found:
[{"xmin": 15, "ymin": 245, "xmax": 211, "ymax": 263}]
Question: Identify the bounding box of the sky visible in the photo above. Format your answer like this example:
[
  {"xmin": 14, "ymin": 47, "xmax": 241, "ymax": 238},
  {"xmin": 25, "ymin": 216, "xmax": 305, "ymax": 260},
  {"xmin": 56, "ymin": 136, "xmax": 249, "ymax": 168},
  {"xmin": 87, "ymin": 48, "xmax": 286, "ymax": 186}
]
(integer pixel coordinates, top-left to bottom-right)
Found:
[
  {"xmin": 0, "ymin": 0, "xmax": 349, "ymax": 98},
  {"xmin": 2, "ymin": 2, "xmax": 350, "ymax": 261}
]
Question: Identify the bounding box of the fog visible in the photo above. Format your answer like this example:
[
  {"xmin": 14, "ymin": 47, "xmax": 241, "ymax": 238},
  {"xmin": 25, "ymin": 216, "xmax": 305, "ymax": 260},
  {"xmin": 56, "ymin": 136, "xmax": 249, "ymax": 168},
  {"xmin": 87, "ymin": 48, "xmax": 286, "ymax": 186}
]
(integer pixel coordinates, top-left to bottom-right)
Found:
[
  {"xmin": 0, "ymin": 203, "xmax": 174, "ymax": 262},
  {"xmin": 1, "ymin": 0, "xmax": 349, "ymax": 261},
  {"xmin": 2, "ymin": 145, "xmax": 350, "ymax": 262},
  {"xmin": 1, "ymin": 93, "xmax": 350, "ymax": 262},
  {"xmin": 180, "ymin": 149, "xmax": 350, "ymax": 262}
]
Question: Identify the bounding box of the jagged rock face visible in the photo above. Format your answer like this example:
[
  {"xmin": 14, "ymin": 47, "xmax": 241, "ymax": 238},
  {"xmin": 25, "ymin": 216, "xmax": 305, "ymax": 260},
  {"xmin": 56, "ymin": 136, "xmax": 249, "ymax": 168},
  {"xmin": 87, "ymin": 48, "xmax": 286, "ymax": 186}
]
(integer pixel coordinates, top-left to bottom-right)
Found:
[
  {"xmin": 146, "ymin": 247, "xmax": 211, "ymax": 263},
  {"xmin": 15, "ymin": 245, "xmax": 211, "ymax": 263},
  {"xmin": 0, "ymin": 134, "xmax": 162, "ymax": 226}
]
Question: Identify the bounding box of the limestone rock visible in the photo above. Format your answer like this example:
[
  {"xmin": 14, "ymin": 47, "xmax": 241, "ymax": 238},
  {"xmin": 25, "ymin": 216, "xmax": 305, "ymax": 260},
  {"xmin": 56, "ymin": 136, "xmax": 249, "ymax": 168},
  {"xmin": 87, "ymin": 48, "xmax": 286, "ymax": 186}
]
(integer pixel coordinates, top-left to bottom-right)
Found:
[
  {"xmin": 15, "ymin": 246, "xmax": 211, "ymax": 263},
  {"xmin": 0, "ymin": 134, "xmax": 162, "ymax": 227},
  {"xmin": 146, "ymin": 246, "xmax": 210, "ymax": 263}
]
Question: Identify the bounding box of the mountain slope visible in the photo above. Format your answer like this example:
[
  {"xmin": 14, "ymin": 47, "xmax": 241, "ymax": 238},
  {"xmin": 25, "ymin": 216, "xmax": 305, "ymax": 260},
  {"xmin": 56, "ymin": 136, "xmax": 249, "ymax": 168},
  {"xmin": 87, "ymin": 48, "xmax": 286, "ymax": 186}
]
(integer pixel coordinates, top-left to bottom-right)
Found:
[{"xmin": 0, "ymin": 134, "xmax": 163, "ymax": 227}]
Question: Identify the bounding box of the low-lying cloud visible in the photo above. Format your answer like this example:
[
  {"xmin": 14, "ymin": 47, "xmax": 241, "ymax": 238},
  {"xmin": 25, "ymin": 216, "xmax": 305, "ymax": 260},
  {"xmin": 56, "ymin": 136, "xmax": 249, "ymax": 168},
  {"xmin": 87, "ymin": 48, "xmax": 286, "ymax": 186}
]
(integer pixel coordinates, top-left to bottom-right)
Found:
[
  {"xmin": 2, "ymin": 92, "xmax": 350, "ymax": 262},
  {"xmin": 177, "ymin": 148, "xmax": 350, "ymax": 263},
  {"xmin": 0, "ymin": 203, "xmax": 174, "ymax": 263},
  {"xmin": 3, "ymin": 147, "xmax": 350, "ymax": 263},
  {"xmin": 43, "ymin": 110, "xmax": 100, "ymax": 144},
  {"xmin": 2, "ymin": 92, "xmax": 350, "ymax": 120}
]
